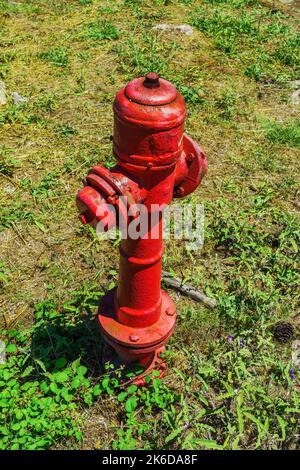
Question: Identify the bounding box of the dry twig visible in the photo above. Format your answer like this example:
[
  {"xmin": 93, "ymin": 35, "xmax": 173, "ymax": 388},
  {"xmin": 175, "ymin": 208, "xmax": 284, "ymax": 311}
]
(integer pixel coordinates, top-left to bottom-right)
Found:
[{"xmin": 162, "ymin": 271, "xmax": 217, "ymax": 309}]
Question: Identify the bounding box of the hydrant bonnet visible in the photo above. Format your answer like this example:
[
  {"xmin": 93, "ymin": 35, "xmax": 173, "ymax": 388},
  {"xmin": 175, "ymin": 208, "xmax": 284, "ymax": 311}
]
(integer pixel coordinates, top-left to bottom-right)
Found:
[{"xmin": 113, "ymin": 73, "xmax": 186, "ymax": 169}]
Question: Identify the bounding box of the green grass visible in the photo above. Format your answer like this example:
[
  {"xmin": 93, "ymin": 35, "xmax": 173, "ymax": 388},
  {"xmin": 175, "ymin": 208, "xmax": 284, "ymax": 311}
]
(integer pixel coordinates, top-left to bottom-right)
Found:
[
  {"xmin": 40, "ymin": 47, "xmax": 70, "ymax": 68},
  {"xmin": 86, "ymin": 21, "xmax": 120, "ymax": 41},
  {"xmin": 189, "ymin": 3, "xmax": 299, "ymax": 82},
  {"xmin": 0, "ymin": 0, "xmax": 299, "ymax": 450},
  {"xmin": 265, "ymin": 120, "xmax": 300, "ymax": 149}
]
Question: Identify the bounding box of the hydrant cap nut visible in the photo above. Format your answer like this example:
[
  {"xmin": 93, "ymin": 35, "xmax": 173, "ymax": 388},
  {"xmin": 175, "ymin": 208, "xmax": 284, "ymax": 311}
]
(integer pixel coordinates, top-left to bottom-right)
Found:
[
  {"xmin": 143, "ymin": 72, "xmax": 160, "ymax": 89},
  {"xmin": 124, "ymin": 74, "xmax": 178, "ymax": 106}
]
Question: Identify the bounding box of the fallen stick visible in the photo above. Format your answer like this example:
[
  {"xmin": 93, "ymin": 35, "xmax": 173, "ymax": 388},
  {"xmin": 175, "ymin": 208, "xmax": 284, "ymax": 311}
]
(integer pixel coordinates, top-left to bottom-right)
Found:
[
  {"xmin": 3, "ymin": 305, "xmax": 28, "ymax": 328},
  {"xmin": 0, "ymin": 172, "xmax": 20, "ymax": 188},
  {"xmin": 162, "ymin": 271, "xmax": 217, "ymax": 309}
]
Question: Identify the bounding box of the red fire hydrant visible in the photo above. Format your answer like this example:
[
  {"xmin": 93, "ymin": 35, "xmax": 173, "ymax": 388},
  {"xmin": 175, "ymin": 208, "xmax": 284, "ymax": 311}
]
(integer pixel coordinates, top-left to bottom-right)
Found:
[{"xmin": 76, "ymin": 73, "xmax": 206, "ymax": 384}]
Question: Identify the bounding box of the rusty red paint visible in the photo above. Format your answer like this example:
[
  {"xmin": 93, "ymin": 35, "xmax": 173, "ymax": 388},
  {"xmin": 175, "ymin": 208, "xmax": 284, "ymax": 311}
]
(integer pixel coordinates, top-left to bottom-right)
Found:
[{"xmin": 76, "ymin": 73, "xmax": 207, "ymax": 384}]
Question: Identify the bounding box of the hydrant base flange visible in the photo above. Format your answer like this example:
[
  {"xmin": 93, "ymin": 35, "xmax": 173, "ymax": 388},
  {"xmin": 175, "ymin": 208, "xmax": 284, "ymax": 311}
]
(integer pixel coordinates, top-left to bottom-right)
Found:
[
  {"xmin": 102, "ymin": 343, "xmax": 167, "ymax": 387},
  {"xmin": 98, "ymin": 288, "xmax": 176, "ymax": 371}
]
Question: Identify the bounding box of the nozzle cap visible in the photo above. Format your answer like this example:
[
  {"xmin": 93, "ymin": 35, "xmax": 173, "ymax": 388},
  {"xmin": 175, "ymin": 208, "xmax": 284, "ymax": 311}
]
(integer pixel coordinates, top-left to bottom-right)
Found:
[{"xmin": 125, "ymin": 72, "xmax": 177, "ymax": 106}]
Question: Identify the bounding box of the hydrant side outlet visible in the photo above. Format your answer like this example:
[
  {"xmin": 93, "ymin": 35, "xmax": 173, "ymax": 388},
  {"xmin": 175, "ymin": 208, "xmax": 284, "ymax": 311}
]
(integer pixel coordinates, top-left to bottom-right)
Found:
[{"xmin": 76, "ymin": 73, "xmax": 207, "ymax": 385}]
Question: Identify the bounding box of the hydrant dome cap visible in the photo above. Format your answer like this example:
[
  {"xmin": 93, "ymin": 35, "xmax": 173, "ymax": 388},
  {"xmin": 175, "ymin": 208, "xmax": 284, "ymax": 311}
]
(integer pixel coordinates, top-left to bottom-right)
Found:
[{"xmin": 125, "ymin": 73, "xmax": 177, "ymax": 106}]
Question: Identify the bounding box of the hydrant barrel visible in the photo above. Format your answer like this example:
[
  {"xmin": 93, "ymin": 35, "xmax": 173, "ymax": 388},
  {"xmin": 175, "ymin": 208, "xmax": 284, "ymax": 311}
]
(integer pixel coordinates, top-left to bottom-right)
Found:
[{"xmin": 111, "ymin": 74, "xmax": 185, "ymax": 349}]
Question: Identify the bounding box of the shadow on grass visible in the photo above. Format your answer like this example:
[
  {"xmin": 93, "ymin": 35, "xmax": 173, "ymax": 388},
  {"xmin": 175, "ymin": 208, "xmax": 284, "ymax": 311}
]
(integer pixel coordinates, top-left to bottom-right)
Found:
[{"xmin": 30, "ymin": 305, "xmax": 104, "ymax": 378}]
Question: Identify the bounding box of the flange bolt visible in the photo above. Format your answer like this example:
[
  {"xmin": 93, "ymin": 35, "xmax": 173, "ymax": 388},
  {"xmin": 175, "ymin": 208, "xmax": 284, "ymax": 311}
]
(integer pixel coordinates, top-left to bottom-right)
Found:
[
  {"xmin": 166, "ymin": 307, "xmax": 175, "ymax": 316},
  {"xmin": 129, "ymin": 334, "xmax": 140, "ymax": 342}
]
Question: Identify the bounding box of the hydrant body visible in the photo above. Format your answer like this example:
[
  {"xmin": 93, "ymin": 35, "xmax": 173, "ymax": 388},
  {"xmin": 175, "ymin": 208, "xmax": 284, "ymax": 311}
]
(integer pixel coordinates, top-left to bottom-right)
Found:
[{"xmin": 77, "ymin": 73, "xmax": 206, "ymax": 383}]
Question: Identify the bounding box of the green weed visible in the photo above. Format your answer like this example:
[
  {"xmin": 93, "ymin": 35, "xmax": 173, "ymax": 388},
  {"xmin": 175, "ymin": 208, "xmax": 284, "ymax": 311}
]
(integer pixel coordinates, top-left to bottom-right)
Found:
[
  {"xmin": 216, "ymin": 88, "xmax": 237, "ymax": 120},
  {"xmin": 265, "ymin": 121, "xmax": 300, "ymax": 149},
  {"xmin": 0, "ymin": 286, "xmax": 106, "ymax": 449},
  {"xmin": 30, "ymin": 170, "xmax": 61, "ymax": 201},
  {"xmin": 0, "ymin": 202, "xmax": 33, "ymax": 231},
  {"xmin": 35, "ymin": 94, "xmax": 59, "ymax": 113},
  {"xmin": 0, "ymin": 104, "xmax": 43, "ymax": 127},
  {"xmin": 40, "ymin": 47, "xmax": 69, "ymax": 68},
  {"xmin": 177, "ymin": 85, "xmax": 204, "ymax": 105},
  {"xmin": 274, "ymin": 35, "xmax": 300, "ymax": 68},
  {"xmin": 115, "ymin": 35, "xmax": 172, "ymax": 76},
  {"xmin": 56, "ymin": 124, "xmax": 78, "ymax": 137},
  {"xmin": 0, "ymin": 146, "xmax": 18, "ymax": 176},
  {"xmin": 0, "ymin": 261, "xmax": 9, "ymax": 288},
  {"xmin": 86, "ymin": 21, "xmax": 119, "ymax": 41}
]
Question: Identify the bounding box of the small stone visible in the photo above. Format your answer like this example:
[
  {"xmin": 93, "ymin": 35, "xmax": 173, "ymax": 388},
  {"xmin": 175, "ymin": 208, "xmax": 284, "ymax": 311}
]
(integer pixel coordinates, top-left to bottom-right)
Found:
[
  {"xmin": 291, "ymin": 89, "xmax": 300, "ymax": 105},
  {"xmin": 153, "ymin": 24, "xmax": 194, "ymax": 36},
  {"xmin": 0, "ymin": 341, "xmax": 6, "ymax": 365},
  {"xmin": 11, "ymin": 91, "xmax": 28, "ymax": 106},
  {"xmin": 291, "ymin": 340, "xmax": 300, "ymax": 367},
  {"xmin": 289, "ymin": 80, "xmax": 300, "ymax": 89},
  {"xmin": 4, "ymin": 184, "xmax": 15, "ymax": 194},
  {"xmin": 153, "ymin": 24, "xmax": 169, "ymax": 32},
  {"xmin": 293, "ymin": 200, "xmax": 300, "ymax": 209},
  {"xmin": 0, "ymin": 81, "xmax": 6, "ymax": 106},
  {"xmin": 177, "ymin": 24, "xmax": 194, "ymax": 36}
]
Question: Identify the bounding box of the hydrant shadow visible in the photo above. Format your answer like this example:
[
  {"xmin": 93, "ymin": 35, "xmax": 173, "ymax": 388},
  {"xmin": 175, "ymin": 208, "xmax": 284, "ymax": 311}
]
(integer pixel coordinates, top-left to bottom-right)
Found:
[{"xmin": 30, "ymin": 307, "xmax": 104, "ymax": 378}]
